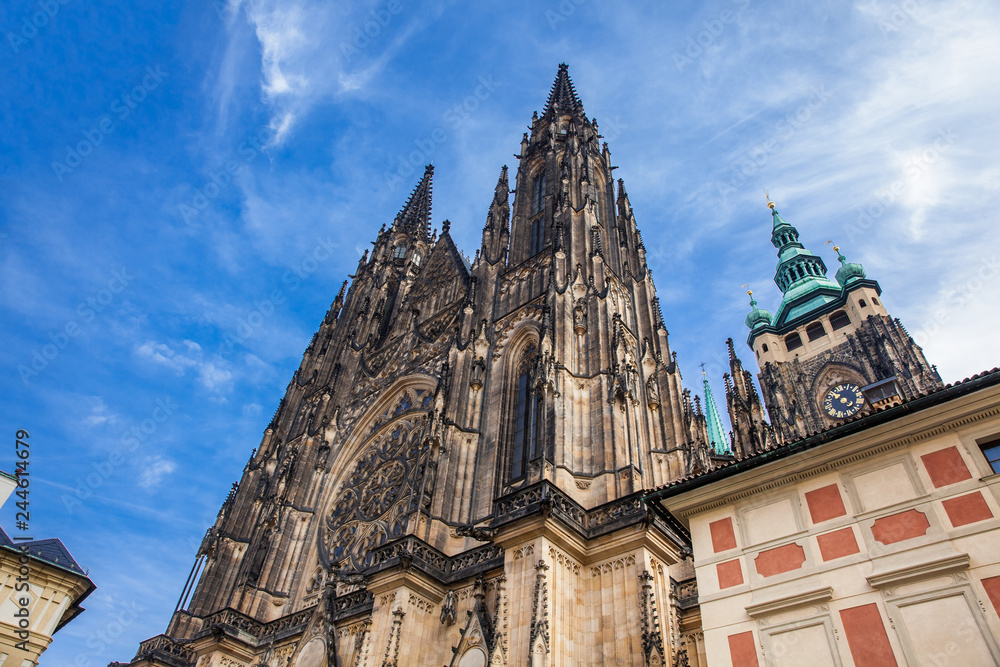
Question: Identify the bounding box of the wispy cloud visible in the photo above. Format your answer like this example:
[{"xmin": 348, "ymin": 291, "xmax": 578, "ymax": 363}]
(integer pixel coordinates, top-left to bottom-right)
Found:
[
  {"xmin": 138, "ymin": 455, "xmax": 178, "ymax": 489},
  {"xmin": 135, "ymin": 339, "xmax": 234, "ymax": 392}
]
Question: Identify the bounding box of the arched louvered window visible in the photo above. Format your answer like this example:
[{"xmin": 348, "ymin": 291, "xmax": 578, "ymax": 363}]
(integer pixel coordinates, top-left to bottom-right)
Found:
[
  {"xmin": 511, "ymin": 343, "xmax": 541, "ymax": 481},
  {"xmin": 806, "ymin": 322, "xmax": 827, "ymax": 341},
  {"xmin": 830, "ymin": 310, "xmax": 851, "ymax": 330}
]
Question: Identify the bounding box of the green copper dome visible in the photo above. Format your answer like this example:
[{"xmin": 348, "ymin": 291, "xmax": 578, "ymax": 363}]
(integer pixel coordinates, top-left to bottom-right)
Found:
[
  {"xmin": 834, "ymin": 246, "xmax": 866, "ymax": 286},
  {"xmin": 744, "ymin": 292, "xmax": 772, "ymax": 330}
]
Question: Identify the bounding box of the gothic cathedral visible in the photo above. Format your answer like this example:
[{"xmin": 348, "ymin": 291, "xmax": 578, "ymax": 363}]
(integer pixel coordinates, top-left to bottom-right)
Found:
[{"xmin": 124, "ymin": 65, "xmax": 942, "ymax": 667}]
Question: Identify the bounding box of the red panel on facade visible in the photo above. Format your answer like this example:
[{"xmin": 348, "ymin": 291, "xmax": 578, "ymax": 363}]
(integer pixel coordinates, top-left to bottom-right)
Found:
[
  {"xmin": 805, "ymin": 484, "xmax": 848, "ymax": 523},
  {"xmin": 717, "ymin": 559, "xmax": 744, "ymax": 589},
  {"xmin": 710, "ymin": 517, "xmax": 737, "ymax": 552},
  {"xmin": 921, "ymin": 446, "xmax": 972, "ymax": 487},
  {"xmin": 942, "ymin": 492, "xmax": 994, "ymax": 527},
  {"xmin": 753, "ymin": 543, "xmax": 806, "ymax": 577},
  {"xmin": 983, "ymin": 576, "xmax": 1000, "ymax": 617},
  {"xmin": 840, "ymin": 603, "xmax": 898, "ymax": 667},
  {"xmin": 817, "ymin": 527, "xmax": 860, "ymax": 561},
  {"xmin": 728, "ymin": 631, "xmax": 759, "ymax": 667},
  {"xmin": 870, "ymin": 509, "xmax": 930, "ymax": 545}
]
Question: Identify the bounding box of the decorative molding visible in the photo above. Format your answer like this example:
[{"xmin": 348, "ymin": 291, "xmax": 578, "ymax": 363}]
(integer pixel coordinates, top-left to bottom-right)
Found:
[
  {"xmin": 745, "ymin": 586, "xmax": 833, "ymax": 618},
  {"xmin": 513, "ymin": 544, "xmax": 535, "ymax": 561},
  {"xmin": 867, "ymin": 553, "xmax": 971, "ymax": 589},
  {"xmin": 590, "ymin": 554, "xmax": 636, "ymax": 577},
  {"xmin": 548, "ymin": 546, "xmax": 580, "ymax": 575},
  {"xmin": 407, "ymin": 593, "xmax": 435, "ymax": 615}
]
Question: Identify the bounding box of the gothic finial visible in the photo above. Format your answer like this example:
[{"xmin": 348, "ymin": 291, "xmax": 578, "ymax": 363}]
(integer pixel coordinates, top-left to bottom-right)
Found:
[
  {"xmin": 543, "ymin": 63, "xmax": 585, "ymax": 117},
  {"xmin": 392, "ymin": 164, "xmax": 434, "ymax": 240}
]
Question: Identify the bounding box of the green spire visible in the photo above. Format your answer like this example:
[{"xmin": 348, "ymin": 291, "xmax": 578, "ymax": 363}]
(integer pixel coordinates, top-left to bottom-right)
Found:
[
  {"xmin": 702, "ymin": 369, "xmax": 729, "ymax": 455},
  {"xmin": 744, "ymin": 289, "xmax": 772, "ymax": 330},
  {"xmin": 765, "ymin": 199, "xmax": 842, "ymax": 326},
  {"xmin": 833, "ymin": 244, "xmax": 867, "ymax": 286}
]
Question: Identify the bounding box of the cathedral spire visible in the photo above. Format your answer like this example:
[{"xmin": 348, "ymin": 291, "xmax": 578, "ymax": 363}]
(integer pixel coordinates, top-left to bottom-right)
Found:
[
  {"xmin": 392, "ymin": 164, "xmax": 434, "ymax": 241},
  {"xmin": 481, "ymin": 165, "xmax": 510, "ymax": 263},
  {"xmin": 768, "ymin": 200, "xmax": 839, "ymax": 297},
  {"xmin": 543, "ymin": 63, "xmax": 585, "ymax": 118},
  {"xmin": 702, "ymin": 368, "xmax": 728, "ymax": 455}
]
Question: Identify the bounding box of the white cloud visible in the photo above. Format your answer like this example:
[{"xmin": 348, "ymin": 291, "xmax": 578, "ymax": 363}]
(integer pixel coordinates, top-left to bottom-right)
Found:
[
  {"xmin": 138, "ymin": 455, "xmax": 177, "ymax": 489},
  {"xmin": 83, "ymin": 397, "xmax": 119, "ymax": 428},
  {"xmin": 135, "ymin": 339, "xmax": 234, "ymax": 393}
]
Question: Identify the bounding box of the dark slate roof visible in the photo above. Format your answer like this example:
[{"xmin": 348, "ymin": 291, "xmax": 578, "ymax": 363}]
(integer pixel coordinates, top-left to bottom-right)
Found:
[
  {"xmin": 20, "ymin": 538, "xmax": 88, "ymax": 575},
  {"xmin": 0, "ymin": 528, "xmax": 88, "ymax": 576},
  {"xmin": 644, "ymin": 366, "xmax": 1000, "ymax": 503}
]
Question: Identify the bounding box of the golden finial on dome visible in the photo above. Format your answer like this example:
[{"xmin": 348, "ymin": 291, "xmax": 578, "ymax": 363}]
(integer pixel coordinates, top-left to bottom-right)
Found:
[{"xmin": 765, "ymin": 188, "xmax": 775, "ymax": 210}]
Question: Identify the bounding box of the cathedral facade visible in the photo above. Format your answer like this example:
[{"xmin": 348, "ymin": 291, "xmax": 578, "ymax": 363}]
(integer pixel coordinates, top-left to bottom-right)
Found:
[
  {"xmin": 125, "ymin": 65, "xmax": 715, "ymax": 667},
  {"xmin": 121, "ymin": 63, "xmax": 967, "ymax": 667}
]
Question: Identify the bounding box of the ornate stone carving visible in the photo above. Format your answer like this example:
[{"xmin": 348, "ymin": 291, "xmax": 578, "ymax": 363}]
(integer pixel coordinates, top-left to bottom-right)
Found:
[{"xmin": 322, "ymin": 415, "xmax": 429, "ymax": 570}]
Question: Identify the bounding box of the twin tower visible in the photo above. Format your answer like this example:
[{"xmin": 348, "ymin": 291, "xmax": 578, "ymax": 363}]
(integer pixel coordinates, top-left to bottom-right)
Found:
[{"xmin": 126, "ymin": 65, "xmax": 941, "ymax": 667}]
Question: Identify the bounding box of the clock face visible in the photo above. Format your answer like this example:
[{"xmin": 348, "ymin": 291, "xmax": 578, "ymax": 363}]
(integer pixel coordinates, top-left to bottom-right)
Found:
[{"xmin": 823, "ymin": 383, "xmax": 865, "ymax": 419}]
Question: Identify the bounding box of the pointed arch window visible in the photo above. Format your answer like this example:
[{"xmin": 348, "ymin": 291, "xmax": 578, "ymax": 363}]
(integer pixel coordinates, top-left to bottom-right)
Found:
[
  {"xmin": 393, "ymin": 244, "xmax": 407, "ymax": 259},
  {"xmin": 531, "ymin": 173, "xmax": 546, "ymax": 216},
  {"xmin": 510, "ymin": 343, "xmax": 542, "ymax": 481},
  {"xmin": 529, "ymin": 218, "xmax": 544, "ymax": 256}
]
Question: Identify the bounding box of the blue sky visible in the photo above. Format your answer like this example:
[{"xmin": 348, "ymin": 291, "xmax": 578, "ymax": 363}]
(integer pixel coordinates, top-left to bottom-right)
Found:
[{"xmin": 2, "ymin": 0, "xmax": 999, "ymax": 663}]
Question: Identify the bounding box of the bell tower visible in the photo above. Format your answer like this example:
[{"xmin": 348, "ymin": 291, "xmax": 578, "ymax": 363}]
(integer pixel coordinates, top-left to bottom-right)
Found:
[{"xmin": 742, "ymin": 198, "xmax": 943, "ymax": 443}]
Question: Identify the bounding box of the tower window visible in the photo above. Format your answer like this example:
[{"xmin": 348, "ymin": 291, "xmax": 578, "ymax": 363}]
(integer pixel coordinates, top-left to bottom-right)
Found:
[
  {"xmin": 979, "ymin": 436, "xmax": 1000, "ymax": 474},
  {"xmin": 859, "ymin": 299, "xmax": 867, "ymax": 308},
  {"xmin": 872, "ymin": 297, "xmax": 880, "ymax": 306},
  {"xmin": 785, "ymin": 333, "xmax": 803, "ymax": 351},
  {"xmin": 510, "ymin": 344, "xmax": 541, "ymax": 481},
  {"xmin": 830, "ymin": 310, "xmax": 851, "ymax": 330},
  {"xmin": 532, "ymin": 173, "xmax": 546, "ymax": 216},
  {"xmin": 412, "ymin": 252, "xmax": 422, "ymax": 266},
  {"xmin": 529, "ymin": 218, "xmax": 543, "ymax": 256},
  {"xmin": 762, "ymin": 343, "xmax": 769, "ymax": 353},
  {"xmin": 393, "ymin": 244, "xmax": 407, "ymax": 259},
  {"xmin": 806, "ymin": 322, "xmax": 827, "ymax": 341}
]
